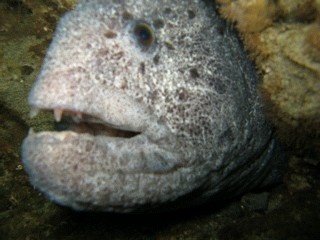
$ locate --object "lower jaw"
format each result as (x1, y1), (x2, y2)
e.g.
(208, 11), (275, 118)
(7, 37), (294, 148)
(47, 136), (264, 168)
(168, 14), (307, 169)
(21, 131), (187, 212)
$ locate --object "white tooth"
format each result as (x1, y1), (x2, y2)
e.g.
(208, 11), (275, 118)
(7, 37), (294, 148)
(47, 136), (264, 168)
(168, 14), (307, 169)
(76, 112), (82, 119)
(54, 109), (63, 122)
(30, 108), (39, 118)
(28, 128), (34, 135)
(72, 116), (79, 123)
(71, 112), (83, 123)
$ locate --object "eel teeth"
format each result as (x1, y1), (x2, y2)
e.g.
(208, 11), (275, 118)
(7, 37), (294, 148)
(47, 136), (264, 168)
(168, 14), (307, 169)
(30, 107), (40, 118)
(54, 108), (63, 122)
(72, 112), (83, 123)
(28, 128), (35, 135)
(54, 109), (83, 123)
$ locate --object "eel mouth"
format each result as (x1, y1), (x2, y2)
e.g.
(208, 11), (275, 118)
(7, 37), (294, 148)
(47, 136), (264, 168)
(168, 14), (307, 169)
(31, 108), (141, 138)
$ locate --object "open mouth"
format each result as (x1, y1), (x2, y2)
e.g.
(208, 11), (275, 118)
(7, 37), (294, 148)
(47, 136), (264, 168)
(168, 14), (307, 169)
(32, 108), (141, 139)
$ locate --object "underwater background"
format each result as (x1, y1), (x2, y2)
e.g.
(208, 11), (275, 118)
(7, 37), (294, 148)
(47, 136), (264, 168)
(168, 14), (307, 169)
(0, 0), (319, 239)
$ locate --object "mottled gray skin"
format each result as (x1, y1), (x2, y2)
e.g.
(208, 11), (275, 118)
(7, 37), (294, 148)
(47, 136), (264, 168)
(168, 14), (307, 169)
(22, 0), (283, 212)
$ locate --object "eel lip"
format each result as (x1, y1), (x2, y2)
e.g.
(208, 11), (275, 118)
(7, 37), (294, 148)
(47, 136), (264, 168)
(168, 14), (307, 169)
(27, 84), (169, 140)
(30, 107), (142, 138)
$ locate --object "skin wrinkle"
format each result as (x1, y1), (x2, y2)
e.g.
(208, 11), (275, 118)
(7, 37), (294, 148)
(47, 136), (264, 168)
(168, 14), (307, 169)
(21, 0), (284, 212)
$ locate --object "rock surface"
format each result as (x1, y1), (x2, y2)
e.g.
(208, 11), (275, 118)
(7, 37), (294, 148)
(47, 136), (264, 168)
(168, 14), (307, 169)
(217, 0), (320, 155)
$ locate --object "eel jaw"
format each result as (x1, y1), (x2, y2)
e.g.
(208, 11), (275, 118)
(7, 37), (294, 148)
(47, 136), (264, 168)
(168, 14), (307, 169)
(21, 111), (190, 212)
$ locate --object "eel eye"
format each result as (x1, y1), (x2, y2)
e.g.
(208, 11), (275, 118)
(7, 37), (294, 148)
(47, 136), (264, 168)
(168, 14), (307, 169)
(134, 22), (155, 49)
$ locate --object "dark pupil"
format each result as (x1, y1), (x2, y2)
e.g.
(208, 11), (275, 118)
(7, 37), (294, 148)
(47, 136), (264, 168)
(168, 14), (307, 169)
(138, 28), (150, 42)
(134, 23), (154, 47)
